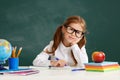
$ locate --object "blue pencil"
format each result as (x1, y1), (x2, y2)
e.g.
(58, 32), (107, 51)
(71, 68), (85, 71)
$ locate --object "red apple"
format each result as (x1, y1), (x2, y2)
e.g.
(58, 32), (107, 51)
(92, 51), (105, 63)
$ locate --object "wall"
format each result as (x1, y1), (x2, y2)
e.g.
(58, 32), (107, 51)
(0, 0), (120, 65)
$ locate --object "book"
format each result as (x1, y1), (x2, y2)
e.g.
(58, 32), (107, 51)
(85, 64), (120, 70)
(7, 69), (39, 76)
(84, 61), (120, 72)
(84, 61), (118, 66)
(85, 68), (120, 72)
(0, 68), (32, 73)
(0, 68), (39, 76)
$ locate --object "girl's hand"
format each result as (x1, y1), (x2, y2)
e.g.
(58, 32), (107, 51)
(70, 39), (80, 46)
(50, 59), (67, 67)
(70, 36), (83, 46)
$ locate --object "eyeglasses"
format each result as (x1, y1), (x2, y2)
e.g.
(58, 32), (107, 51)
(65, 26), (84, 38)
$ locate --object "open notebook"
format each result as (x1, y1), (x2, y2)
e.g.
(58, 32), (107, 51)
(0, 68), (39, 76)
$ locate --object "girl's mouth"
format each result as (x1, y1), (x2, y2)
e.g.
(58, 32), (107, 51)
(69, 36), (75, 40)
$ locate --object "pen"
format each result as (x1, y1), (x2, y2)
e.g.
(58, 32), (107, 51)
(48, 55), (52, 69)
(48, 56), (59, 69)
(71, 68), (85, 71)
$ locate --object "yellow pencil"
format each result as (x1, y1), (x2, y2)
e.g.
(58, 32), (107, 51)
(17, 47), (22, 57)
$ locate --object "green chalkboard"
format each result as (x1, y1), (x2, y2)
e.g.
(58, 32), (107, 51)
(0, 0), (120, 66)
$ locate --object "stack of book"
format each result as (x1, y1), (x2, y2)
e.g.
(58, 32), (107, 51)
(84, 61), (120, 72)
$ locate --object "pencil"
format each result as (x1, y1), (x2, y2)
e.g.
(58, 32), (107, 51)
(11, 47), (16, 58)
(71, 68), (85, 71)
(17, 47), (22, 57)
(11, 47), (14, 57)
(14, 46), (17, 57)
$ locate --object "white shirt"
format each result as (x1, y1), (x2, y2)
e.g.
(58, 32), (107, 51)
(33, 41), (88, 68)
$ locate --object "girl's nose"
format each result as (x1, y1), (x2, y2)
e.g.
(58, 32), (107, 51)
(71, 31), (76, 36)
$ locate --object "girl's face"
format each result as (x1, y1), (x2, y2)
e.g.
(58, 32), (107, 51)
(62, 23), (84, 47)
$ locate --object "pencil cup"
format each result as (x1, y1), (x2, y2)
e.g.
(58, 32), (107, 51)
(8, 58), (19, 70)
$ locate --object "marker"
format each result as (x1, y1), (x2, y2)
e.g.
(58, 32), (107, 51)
(71, 68), (85, 71)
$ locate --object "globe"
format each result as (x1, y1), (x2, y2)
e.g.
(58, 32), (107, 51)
(0, 39), (12, 66)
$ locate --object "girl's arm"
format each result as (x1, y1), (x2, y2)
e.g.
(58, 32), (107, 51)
(32, 41), (54, 67)
(71, 44), (88, 68)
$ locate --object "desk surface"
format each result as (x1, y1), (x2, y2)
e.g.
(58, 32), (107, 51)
(1, 66), (120, 80)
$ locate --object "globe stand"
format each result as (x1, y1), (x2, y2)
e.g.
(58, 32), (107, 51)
(0, 61), (7, 70)
(0, 64), (7, 70)
(0, 39), (12, 70)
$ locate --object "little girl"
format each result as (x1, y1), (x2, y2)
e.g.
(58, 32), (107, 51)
(33, 16), (88, 68)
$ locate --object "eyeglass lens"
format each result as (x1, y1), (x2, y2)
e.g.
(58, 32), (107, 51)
(66, 26), (84, 38)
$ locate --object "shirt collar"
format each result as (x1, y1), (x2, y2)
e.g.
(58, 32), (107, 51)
(59, 41), (71, 50)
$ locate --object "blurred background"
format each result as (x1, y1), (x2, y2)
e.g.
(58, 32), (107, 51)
(0, 0), (120, 66)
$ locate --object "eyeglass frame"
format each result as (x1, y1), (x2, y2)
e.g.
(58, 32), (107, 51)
(64, 25), (85, 38)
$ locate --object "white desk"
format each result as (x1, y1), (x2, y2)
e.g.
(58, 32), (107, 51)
(0, 66), (120, 80)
